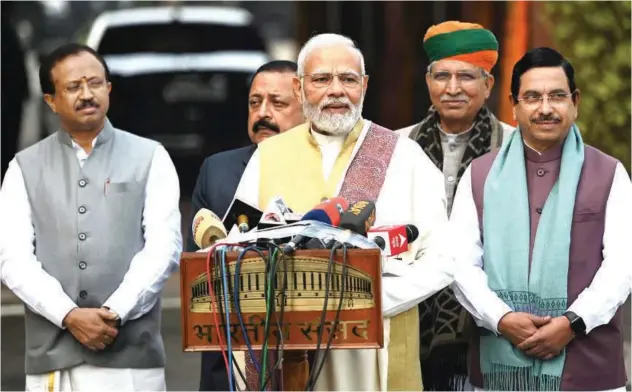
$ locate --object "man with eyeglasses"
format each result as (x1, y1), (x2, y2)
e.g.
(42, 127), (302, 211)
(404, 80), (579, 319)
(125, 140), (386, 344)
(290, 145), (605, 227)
(397, 21), (514, 391)
(0, 43), (182, 390)
(450, 47), (631, 391)
(233, 33), (454, 391)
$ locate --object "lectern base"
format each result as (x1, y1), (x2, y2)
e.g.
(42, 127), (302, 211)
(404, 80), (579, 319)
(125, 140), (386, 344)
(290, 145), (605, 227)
(282, 350), (309, 391)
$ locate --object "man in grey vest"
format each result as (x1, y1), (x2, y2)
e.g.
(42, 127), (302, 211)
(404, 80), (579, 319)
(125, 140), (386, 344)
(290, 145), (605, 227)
(451, 47), (631, 390)
(396, 21), (513, 391)
(0, 43), (182, 391)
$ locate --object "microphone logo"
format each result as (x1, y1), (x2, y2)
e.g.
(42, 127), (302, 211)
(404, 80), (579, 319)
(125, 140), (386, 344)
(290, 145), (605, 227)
(364, 208), (376, 234)
(192, 215), (203, 237)
(348, 201), (369, 216)
(390, 233), (406, 248)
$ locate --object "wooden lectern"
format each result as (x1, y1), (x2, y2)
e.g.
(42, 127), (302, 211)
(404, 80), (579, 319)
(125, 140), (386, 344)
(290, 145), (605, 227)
(180, 248), (383, 391)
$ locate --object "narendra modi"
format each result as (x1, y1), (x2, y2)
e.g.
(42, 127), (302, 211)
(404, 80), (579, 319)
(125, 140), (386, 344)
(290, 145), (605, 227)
(233, 33), (453, 391)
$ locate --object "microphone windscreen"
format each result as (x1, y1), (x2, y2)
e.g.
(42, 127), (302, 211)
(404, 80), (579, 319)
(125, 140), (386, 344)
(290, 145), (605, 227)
(301, 209), (333, 225)
(192, 208), (228, 248)
(300, 198), (346, 226)
(339, 201), (376, 237)
(328, 196), (350, 214)
(372, 236), (386, 250)
(406, 224), (420, 242)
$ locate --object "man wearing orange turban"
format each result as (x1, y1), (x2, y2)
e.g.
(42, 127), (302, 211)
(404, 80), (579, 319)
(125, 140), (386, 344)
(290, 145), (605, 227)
(397, 21), (514, 391)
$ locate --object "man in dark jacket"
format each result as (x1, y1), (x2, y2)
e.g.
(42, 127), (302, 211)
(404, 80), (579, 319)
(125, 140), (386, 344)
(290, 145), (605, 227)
(186, 60), (305, 391)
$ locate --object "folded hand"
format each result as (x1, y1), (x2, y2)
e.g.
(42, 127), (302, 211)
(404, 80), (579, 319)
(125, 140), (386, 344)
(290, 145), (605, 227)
(517, 316), (574, 360)
(497, 312), (552, 346)
(63, 308), (118, 351)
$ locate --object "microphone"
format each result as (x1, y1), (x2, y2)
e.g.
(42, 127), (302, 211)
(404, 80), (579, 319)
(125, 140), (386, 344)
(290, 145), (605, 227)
(339, 200), (377, 237)
(192, 208), (228, 249)
(301, 196), (349, 226)
(237, 215), (250, 233)
(259, 196), (290, 229)
(283, 197), (348, 253)
(367, 224), (419, 257)
(223, 198), (263, 233)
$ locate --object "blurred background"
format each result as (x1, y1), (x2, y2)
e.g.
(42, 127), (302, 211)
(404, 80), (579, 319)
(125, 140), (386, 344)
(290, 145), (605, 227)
(1, 1), (630, 390)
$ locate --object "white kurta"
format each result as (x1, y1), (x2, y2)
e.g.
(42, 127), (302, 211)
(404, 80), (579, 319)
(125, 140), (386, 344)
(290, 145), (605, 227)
(450, 161), (631, 392)
(0, 135), (182, 391)
(451, 162), (632, 335)
(233, 119), (455, 390)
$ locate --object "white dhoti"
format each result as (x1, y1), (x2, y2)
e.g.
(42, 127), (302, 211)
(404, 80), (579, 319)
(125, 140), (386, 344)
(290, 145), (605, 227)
(25, 364), (165, 391)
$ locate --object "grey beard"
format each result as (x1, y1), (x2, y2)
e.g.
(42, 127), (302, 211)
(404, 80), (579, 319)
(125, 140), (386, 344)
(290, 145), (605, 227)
(302, 94), (364, 136)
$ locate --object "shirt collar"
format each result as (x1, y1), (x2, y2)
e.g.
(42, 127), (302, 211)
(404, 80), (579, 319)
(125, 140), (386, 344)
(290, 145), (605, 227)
(57, 117), (115, 148)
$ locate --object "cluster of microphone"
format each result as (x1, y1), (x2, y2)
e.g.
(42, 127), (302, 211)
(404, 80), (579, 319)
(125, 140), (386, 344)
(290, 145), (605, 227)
(191, 196), (419, 391)
(192, 195), (419, 257)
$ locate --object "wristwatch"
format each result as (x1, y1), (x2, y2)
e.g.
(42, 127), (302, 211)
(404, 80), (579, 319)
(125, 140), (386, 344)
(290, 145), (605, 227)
(563, 311), (586, 336)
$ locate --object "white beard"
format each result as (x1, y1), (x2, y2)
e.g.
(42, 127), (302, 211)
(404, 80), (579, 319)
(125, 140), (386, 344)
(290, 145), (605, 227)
(302, 90), (364, 136)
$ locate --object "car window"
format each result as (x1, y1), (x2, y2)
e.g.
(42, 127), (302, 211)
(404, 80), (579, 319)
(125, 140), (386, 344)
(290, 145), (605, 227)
(97, 23), (266, 55)
(107, 69), (254, 154)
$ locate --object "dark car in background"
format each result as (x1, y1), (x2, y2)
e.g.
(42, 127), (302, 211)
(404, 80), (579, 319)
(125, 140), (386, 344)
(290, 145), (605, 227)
(84, 5), (270, 195)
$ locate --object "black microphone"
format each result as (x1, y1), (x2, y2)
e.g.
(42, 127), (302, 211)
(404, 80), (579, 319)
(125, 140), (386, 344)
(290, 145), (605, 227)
(282, 198), (348, 254)
(367, 224), (420, 256)
(339, 200), (377, 237)
(405, 224), (419, 243)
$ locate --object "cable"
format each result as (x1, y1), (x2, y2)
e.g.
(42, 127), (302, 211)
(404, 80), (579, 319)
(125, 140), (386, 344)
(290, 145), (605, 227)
(214, 247), (228, 381)
(220, 248), (235, 392)
(234, 246), (267, 375)
(308, 242), (349, 390)
(230, 351), (247, 392)
(205, 245), (229, 378)
(305, 242), (337, 391)
(262, 243), (289, 391)
(259, 246), (278, 390)
(261, 243), (289, 391)
(203, 242), (247, 389)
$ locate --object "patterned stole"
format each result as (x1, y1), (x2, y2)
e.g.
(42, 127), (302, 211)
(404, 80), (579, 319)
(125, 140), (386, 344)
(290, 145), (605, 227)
(338, 122), (398, 203)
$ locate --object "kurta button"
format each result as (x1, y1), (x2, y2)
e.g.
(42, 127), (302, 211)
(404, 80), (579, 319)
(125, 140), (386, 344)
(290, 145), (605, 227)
(536, 208), (543, 214)
(536, 168), (545, 177)
(78, 206), (87, 214)
(79, 290), (88, 299)
(449, 144), (456, 152)
(78, 179), (88, 187)
(79, 261), (87, 270)
(447, 176), (455, 183)
(78, 233), (87, 241)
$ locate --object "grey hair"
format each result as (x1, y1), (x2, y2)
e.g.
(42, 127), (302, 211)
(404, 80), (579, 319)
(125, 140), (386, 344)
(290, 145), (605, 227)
(297, 33), (366, 76)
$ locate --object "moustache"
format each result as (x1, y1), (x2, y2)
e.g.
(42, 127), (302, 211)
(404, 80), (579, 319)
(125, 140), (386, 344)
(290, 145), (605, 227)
(76, 100), (99, 111)
(531, 114), (561, 123)
(440, 95), (469, 103)
(319, 97), (352, 111)
(252, 119), (280, 134)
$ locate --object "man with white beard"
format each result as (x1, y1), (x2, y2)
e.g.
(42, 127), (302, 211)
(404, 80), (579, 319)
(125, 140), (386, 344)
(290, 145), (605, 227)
(233, 33), (454, 391)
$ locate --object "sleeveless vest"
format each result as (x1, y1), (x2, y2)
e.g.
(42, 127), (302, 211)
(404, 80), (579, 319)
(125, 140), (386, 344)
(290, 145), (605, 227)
(467, 144), (624, 390)
(16, 120), (166, 374)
